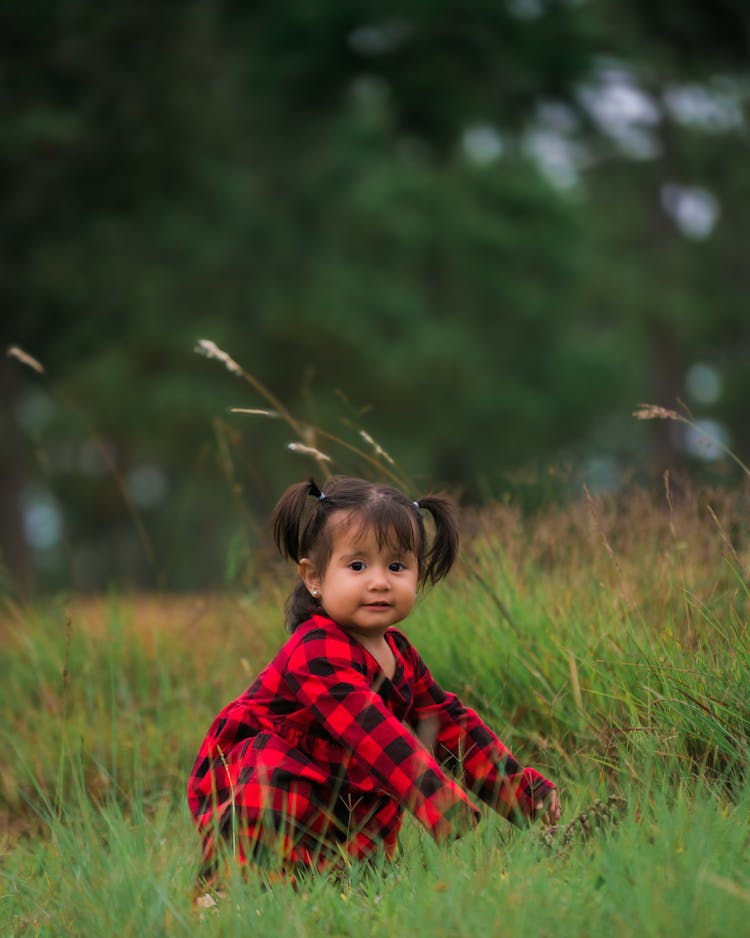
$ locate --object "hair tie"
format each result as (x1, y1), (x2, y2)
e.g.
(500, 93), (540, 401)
(307, 478), (325, 501)
(413, 500), (419, 509)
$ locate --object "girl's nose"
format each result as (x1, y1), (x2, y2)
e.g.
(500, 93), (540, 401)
(368, 566), (390, 588)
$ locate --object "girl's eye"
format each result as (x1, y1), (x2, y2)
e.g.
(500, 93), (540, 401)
(389, 562), (406, 572)
(349, 561), (366, 572)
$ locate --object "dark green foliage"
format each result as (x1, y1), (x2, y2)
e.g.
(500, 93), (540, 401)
(2, 0), (749, 589)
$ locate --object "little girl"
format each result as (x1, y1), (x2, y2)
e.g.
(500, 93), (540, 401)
(188, 476), (560, 878)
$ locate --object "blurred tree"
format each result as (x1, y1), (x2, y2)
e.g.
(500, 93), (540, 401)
(1, 0), (748, 590)
(575, 0), (750, 470)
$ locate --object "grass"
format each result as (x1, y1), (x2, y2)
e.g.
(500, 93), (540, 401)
(1, 481), (749, 936)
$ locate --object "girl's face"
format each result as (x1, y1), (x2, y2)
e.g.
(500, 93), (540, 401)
(299, 511), (419, 639)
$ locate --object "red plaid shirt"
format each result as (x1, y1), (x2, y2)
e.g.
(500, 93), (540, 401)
(187, 614), (554, 871)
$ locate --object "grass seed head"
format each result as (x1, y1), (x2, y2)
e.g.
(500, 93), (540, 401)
(632, 404), (684, 422)
(359, 430), (395, 465)
(287, 442), (332, 462)
(230, 408), (279, 418)
(7, 345), (45, 374)
(195, 338), (242, 376)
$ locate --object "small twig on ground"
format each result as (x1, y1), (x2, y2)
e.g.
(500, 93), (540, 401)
(539, 794), (627, 851)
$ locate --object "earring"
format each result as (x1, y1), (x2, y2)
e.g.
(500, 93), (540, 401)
(311, 589), (320, 598)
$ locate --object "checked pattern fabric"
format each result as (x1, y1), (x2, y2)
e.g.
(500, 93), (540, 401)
(188, 614), (554, 872)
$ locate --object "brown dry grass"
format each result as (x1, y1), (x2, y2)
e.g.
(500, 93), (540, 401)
(460, 481), (748, 651)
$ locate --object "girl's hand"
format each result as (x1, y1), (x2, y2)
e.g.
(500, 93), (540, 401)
(536, 789), (561, 825)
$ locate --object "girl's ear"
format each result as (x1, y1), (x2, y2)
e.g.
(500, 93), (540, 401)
(298, 558), (321, 595)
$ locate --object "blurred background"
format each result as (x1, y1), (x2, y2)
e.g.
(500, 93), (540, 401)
(2, 0), (748, 595)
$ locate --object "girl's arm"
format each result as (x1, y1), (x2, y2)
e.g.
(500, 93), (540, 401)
(407, 646), (556, 824)
(285, 630), (479, 844)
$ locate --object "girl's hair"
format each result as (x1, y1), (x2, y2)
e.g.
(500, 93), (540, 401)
(272, 476), (459, 631)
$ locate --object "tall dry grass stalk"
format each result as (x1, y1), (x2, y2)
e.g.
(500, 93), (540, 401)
(196, 337), (410, 488)
(7, 344), (159, 582)
(634, 403), (750, 479)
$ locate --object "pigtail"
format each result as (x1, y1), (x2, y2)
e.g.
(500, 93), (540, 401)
(272, 479), (328, 630)
(272, 478), (322, 562)
(416, 494), (459, 585)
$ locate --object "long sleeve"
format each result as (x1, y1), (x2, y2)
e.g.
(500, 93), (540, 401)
(284, 629), (479, 843)
(408, 647), (555, 824)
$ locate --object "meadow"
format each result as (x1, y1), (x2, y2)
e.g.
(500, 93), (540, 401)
(1, 480), (749, 936)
